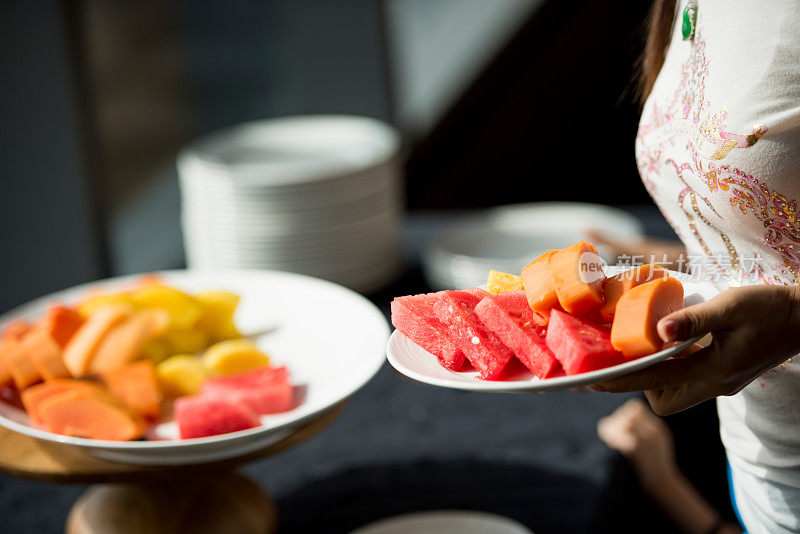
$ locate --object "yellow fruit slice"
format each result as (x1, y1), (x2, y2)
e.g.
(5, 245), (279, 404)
(156, 354), (207, 397)
(194, 291), (241, 341)
(129, 285), (202, 330)
(141, 338), (171, 363)
(486, 270), (524, 295)
(77, 294), (135, 318)
(201, 339), (270, 376)
(163, 328), (209, 355)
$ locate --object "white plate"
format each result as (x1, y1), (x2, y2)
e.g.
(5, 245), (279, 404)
(178, 115), (400, 187)
(422, 202), (644, 290)
(386, 269), (718, 393)
(0, 270), (389, 465)
(351, 511), (531, 534)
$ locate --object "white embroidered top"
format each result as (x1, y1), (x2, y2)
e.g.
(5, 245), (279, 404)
(635, 2), (800, 532)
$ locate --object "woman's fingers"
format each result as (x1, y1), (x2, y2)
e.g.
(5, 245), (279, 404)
(657, 292), (739, 342)
(597, 346), (713, 392)
(644, 382), (720, 415)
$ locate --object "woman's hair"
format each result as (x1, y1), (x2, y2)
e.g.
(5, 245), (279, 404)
(637, 0), (676, 105)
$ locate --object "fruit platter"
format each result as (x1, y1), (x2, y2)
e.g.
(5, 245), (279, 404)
(0, 270), (388, 465)
(387, 240), (718, 393)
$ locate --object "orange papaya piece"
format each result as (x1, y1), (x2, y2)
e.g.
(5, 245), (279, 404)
(0, 339), (41, 390)
(1, 320), (32, 343)
(89, 309), (170, 374)
(0, 361), (10, 387)
(600, 264), (669, 322)
(101, 359), (161, 420)
(21, 328), (70, 380)
(40, 305), (85, 348)
(521, 249), (562, 324)
(610, 277), (684, 359)
(63, 305), (132, 377)
(37, 388), (145, 441)
(21, 378), (104, 425)
(548, 241), (605, 318)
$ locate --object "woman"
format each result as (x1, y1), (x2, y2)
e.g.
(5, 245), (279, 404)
(595, 1), (800, 532)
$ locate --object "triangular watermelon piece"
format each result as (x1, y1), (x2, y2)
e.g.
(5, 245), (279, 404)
(545, 309), (625, 375)
(474, 291), (563, 379)
(202, 366), (294, 415)
(433, 290), (514, 380)
(203, 366), (288, 390)
(175, 395), (260, 439)
(391, 293), (465, 370)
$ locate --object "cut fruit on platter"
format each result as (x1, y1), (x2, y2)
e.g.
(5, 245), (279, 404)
(388, 239), (717, 393)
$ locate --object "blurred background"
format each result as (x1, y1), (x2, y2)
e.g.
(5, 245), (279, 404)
(0, 0), (651, 308)
(0, 1), (735, 532)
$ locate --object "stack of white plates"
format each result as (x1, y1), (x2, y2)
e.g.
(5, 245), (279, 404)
(422, 202), (645, 290)
(178, 116), (404, 293)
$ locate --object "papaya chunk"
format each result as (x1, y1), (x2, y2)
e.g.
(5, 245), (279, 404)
(0, 361), (10, 387)
(0, 322), (26, 386)
(1, 320), (32, 343)
(601, 264), (669, 322)
(37, 388), (145, 441)
(40, 305), (85, 348)
(548, 241), (605, 318)
(521, 249), (562, 324)
(64, 305), (132, 377)
(89, 309), (170, 374)
(21, 328), (71, 380)
(0, 339), (41, 390)
(21, 378), (105, 426)
(0, 320), (33, 386)
(101, 360), (161, 419)
(611, 277), (684, 359)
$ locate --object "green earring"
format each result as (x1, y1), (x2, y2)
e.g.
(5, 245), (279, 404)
(682, 0), (697, 41)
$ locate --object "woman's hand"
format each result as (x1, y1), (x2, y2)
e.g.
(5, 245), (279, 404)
(597, 284), (800, 415)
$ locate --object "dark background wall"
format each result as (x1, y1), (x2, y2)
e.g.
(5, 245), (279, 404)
(406, 0), (652, 209)
(0, 0), (653, 302)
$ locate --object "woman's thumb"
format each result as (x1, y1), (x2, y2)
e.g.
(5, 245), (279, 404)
(657, 297), (730, 342)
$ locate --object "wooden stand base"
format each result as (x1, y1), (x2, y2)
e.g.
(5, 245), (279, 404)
(0, 403), (346, 532)
(66, 472), (277, 534)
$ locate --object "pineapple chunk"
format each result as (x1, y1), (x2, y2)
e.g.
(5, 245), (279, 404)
(129, 285), (203, 329)
(141, 338), (171, 363)
(202, 339), (270, 376)
(194, 291), (241, 341)
(486, 270), (524, 294)
(163, 328), (210, 355)
(156, 354), (207, 397)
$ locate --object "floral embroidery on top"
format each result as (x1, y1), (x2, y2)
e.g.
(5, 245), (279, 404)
(633, 26), (799, 283)
(724, 166), (800, 284)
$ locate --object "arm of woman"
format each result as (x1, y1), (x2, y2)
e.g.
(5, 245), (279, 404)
(598, 284), (800, 414)
(598, 399), (742, 534)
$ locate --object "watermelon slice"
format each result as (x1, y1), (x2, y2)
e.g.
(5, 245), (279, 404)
(175, 395), (260, 439)
(202, 366), (293, 414)
(391, 293), (465, 370)
(203, 366), (288, 390)
(433, 290), (514, 380)
(545, 309), (625, 375)
(474, 291), (563, 379)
